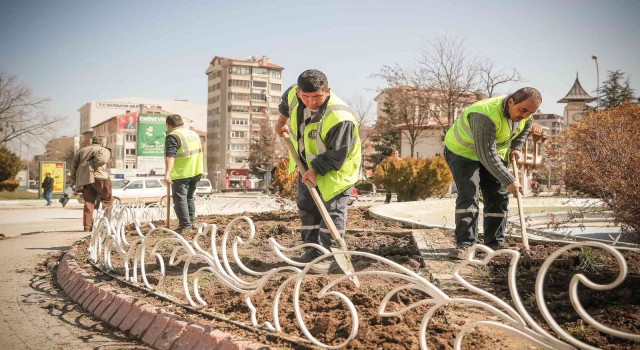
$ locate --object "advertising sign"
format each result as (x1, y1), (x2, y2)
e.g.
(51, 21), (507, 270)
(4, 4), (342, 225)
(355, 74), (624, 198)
(137, 113), (167, 157)
(137, 113), (167, 174)
(39, 161), (66, 195)
(118, 112), (138, 131)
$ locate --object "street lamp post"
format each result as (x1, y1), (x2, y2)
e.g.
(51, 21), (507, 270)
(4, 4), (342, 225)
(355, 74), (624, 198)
(591, 55), (600, 110)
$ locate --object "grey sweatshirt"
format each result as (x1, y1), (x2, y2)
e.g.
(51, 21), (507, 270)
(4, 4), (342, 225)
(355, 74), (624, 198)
(279, 87), (357, 175)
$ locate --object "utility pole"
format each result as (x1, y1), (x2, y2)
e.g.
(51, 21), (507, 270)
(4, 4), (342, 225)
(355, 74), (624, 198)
(592, 55), (600, 110)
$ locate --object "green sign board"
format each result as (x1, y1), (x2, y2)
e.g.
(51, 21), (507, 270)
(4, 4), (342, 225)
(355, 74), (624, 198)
(137, 113), (167, 157)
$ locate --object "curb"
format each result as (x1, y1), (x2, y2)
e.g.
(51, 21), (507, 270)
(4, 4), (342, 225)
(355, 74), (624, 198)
(57, 246), (271, 350)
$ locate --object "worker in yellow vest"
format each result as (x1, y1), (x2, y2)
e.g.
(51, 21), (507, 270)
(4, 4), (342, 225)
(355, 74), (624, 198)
(275, 69), (361, 263)
(164, 114), (204, 234)
(443, 87), (542, 259)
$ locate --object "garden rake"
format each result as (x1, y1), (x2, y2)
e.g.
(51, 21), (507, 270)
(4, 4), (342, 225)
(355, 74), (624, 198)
(282, 133), (360, 288)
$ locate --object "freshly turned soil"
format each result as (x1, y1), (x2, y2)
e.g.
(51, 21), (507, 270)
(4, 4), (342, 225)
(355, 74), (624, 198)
(70, 207), (640, 349)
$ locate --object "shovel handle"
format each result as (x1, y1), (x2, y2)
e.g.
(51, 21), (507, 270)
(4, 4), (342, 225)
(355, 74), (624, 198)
(281, 133), (347, 250)
(166, 183), (171, 228)
(511, 159), (529, 250)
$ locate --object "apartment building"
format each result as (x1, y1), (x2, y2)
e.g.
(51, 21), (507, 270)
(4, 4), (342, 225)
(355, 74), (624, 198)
(204, 55), (284, 189)
(533, 113), (564, 136)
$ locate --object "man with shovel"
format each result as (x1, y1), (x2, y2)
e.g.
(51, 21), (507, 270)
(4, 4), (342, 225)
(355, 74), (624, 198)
(443, 87), (542, 259)
(275, 69), (362, 264)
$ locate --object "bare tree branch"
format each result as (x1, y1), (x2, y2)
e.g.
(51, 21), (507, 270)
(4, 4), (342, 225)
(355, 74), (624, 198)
(417, 35), (478, 126)
(477, 58), (525, 97)
(0, 72), (65, 147)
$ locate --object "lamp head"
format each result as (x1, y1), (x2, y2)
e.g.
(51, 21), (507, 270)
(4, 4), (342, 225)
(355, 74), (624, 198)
(591, 55), (598, 60)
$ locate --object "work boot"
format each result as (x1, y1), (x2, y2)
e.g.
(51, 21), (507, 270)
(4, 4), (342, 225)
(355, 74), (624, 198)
(486, 241), (508, 250)
(448, 245), (472, 260)
(174, 226), (193, 235)
(295, 248), (322, 263)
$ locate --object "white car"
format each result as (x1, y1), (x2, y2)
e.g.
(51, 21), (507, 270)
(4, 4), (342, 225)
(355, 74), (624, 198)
(112, 177), (167, 204)
(195, 179), (213, 196)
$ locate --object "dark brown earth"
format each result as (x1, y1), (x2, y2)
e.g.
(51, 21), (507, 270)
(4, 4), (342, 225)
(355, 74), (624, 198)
(69, 207), (640, 349)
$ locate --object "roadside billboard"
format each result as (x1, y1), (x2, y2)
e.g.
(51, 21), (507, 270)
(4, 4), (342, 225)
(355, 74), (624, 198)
(137, 113), (167, 174)
(39, 161), (66, 195)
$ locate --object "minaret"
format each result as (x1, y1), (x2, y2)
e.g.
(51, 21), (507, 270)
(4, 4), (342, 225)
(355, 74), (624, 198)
(557, 73), (596, 126)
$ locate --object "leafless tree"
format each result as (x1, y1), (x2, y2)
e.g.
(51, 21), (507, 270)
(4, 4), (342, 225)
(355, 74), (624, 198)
(417, 35), (478, 126)
(0, 72), (64, 147)
(347, 94), (376, 179)
(374, 64), (435, 157)
(248, 118), (286, 176)
(477, 58), (524, 97)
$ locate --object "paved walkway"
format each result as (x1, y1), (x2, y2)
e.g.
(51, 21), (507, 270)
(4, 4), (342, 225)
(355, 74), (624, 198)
(368, 196), (595, 231)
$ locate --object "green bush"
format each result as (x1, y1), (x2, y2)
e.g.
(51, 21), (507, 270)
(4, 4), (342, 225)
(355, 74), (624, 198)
(0, 147), (22, 184)
(372, 156), (452, 202)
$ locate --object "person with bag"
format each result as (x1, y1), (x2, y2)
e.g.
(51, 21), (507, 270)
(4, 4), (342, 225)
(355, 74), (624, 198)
(69, 135), (112, 232)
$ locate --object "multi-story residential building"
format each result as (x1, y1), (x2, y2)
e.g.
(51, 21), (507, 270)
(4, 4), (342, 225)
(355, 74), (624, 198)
(533, 113), (564, 136)
(204, 55), (284, 189)
(77, 98), (206, 147)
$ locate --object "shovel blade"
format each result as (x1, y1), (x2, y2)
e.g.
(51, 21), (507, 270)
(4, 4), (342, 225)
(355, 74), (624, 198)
(330, 245), (360, 288)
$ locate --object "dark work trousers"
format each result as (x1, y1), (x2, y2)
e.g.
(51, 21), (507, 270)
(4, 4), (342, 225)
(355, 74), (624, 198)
(444, 147), (509, 247)
(82, 178), (113, 231)
(296, 176), (352, 250)
(172, 174), (201, 229)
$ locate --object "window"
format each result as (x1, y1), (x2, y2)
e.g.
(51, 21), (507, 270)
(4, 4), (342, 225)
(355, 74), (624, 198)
(228, 105), (250, 113)
(270, 108), (279, 115)
(271, 95), (281, 103)
(229, 79), (251, 88)
(270, 83), (281, 91)
(208, 95), (220, 104)
(269, 70), (281, 78)
(230, 131), (246, 138)
(228, 144), (249, 151)
(251, 106), (266, 113)
(251, 93), (267, 101)
(229, 66), (251, 75)
(228, 92), (250, 101)
(229, 156), (248, 164)
(145, 180), (163, 188)
(252, 80), (267, 88)
(125, 148), (136, 155)
(125, 134), (136, 142)
(253, 67), (268, 75)
(127, 180), (143, 189)
(231, 118), (249, 126)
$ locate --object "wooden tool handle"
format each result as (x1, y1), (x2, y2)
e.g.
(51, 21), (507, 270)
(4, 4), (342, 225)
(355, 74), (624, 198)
(166, 184), (171, 228)
(511, 159), (529, 250)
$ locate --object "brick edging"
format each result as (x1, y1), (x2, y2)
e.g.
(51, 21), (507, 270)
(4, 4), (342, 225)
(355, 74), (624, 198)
(57, 246), (270, 350)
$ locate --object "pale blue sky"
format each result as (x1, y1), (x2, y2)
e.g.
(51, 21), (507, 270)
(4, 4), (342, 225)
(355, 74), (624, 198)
(1, 0), (638, 148)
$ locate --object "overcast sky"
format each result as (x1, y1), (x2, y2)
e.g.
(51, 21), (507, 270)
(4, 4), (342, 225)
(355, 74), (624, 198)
(1, 0), (638, 153)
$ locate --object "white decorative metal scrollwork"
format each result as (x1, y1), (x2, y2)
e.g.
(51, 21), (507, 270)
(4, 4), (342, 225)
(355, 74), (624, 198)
(87, 199), (638, 349)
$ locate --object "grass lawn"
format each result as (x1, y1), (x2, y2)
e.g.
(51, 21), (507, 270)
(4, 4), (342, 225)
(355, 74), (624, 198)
(0, 189), (39, 200)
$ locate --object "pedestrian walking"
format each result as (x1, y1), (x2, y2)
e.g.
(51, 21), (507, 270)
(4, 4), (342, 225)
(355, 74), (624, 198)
(164, 114), (203, 234)
(41, 172), (54, 206)
(274, 69), (361, 262)
(443, 87), (542, 259)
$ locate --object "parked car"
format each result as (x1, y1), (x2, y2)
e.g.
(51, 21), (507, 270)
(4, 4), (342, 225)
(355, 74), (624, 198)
(195, 179), (213, 196)
(111, 177), (167, 204)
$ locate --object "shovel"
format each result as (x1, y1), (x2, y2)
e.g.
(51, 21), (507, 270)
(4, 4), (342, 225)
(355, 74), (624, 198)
(282, 133), (360, 287)
(508, 159), (572, 267)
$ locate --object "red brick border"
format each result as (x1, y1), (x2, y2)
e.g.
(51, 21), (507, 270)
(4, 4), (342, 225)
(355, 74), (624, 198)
(57, 246), (271, 350)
